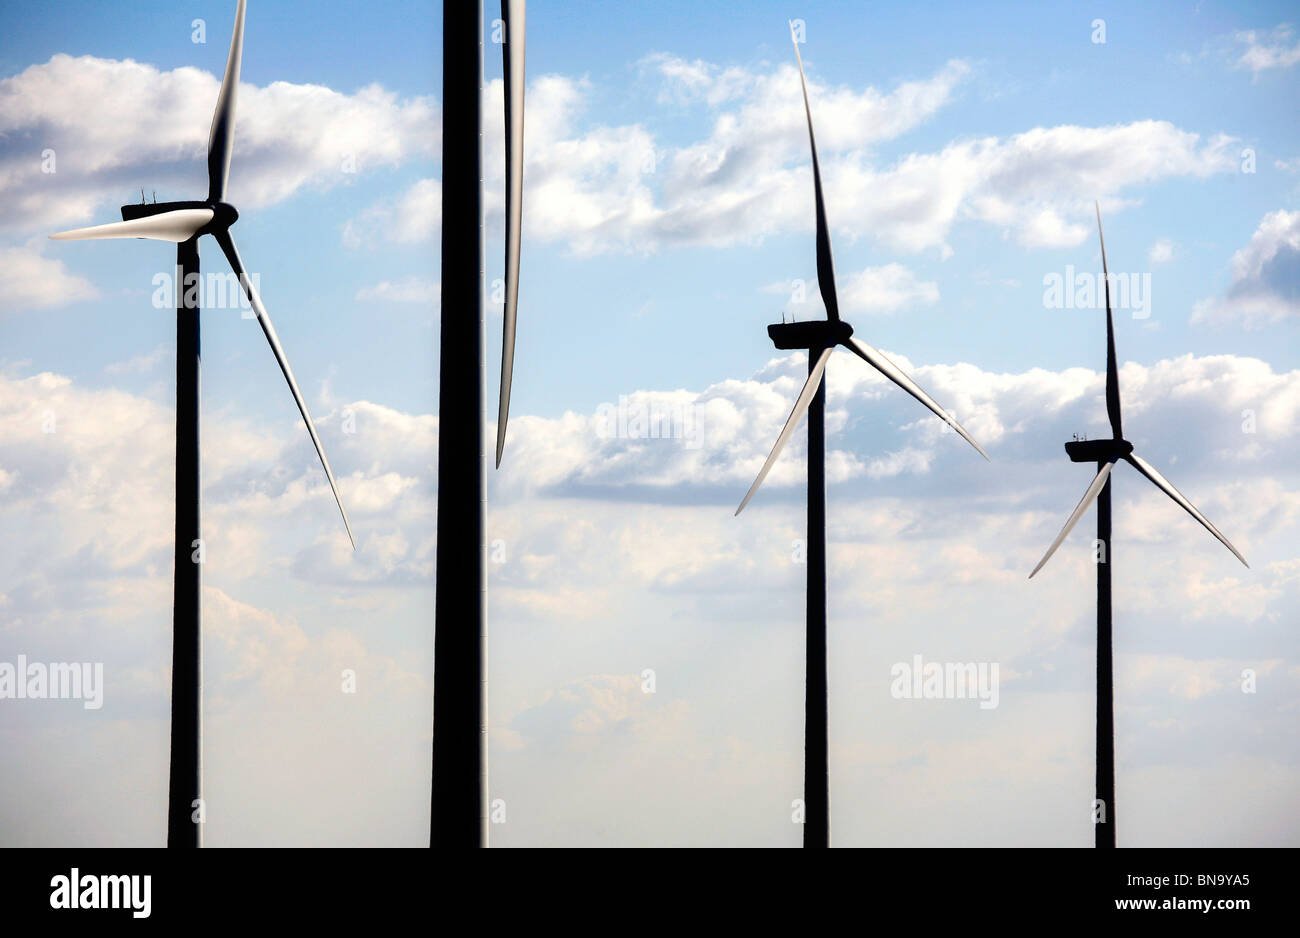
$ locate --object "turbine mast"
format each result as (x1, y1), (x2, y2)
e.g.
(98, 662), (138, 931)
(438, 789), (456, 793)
(432, 0), (487, 848)
(1095, 461), (1115, 848)
(168, 237), (202, 849)
(805, 343), (830, 848)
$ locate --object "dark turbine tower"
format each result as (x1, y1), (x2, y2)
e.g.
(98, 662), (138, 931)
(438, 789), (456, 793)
(433, 0), (526, 847)
(48, 0), (354, 847)
(1028, 203), (1248, 848)
(734, 28), (988, 848)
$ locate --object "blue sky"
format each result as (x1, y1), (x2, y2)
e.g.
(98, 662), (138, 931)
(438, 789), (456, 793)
(0, 0), (1297, 846)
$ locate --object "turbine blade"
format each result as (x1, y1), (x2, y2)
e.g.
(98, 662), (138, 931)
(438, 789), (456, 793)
(1125, 453), (1248, 567)
(496, 0), (526, 469)
(1096, 201), (1122, 439)
(789, 25), (839, 322)
(213, 229), (355, 549)
(50, 209), (213, 243)
(735, 347), (834, 515)
(1028, 459), (1115, 578)
(842, 337), (989, 460)
(207, 0), (247, 202)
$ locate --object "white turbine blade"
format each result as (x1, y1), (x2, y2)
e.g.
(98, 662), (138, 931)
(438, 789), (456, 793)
(1125, 453), (1248, 567)
(213, 229), (355, 549)
(207, 0), (247, 201)
(1028, 460), (1115, 578)
(735, 347), (834, 515)
(842, 336), (989, 460)
(50, 209), (213, 243)
(495, 0), (526, 469)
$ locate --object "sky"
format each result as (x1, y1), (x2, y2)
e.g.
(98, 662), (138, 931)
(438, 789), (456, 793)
(0, 0), (1297, 846)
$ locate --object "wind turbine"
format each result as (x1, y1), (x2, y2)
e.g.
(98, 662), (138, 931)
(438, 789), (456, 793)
(735, 28), (989, 848)
(1027, 203), (1248, 848)
(433, 0), (525, 848)
(48, 0), (354, 847)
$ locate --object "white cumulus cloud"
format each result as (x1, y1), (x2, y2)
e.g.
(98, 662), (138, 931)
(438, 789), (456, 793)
(1193, 210), (1300, 327)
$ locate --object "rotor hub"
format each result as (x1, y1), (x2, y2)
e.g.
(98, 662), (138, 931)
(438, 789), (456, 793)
(209, 201), (239, 229)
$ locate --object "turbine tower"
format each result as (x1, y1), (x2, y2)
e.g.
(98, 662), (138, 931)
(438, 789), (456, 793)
(735, 27), (989, 848)
(433, 0), (525, 848)
(48, 0), (354, 847)
(1028, 203), (1248, 848)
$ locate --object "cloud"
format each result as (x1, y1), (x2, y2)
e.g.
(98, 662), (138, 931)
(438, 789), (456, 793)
(478, 347), (1300, 843)
(355, 277), (440, 305)
(763, 263), (939, 314)
(484, 350), (1299, 507)
(1233, 24), (1300, 75)
(1148, 238), (1176, 265)
(841, 263), (940, 313)
(1192, 210), (1300, 327)
(7, 351), (1293, 594)
(0, 245), (97, 310)
(646, 54), (754, 107)
(2, 347), (1298, 845)
(648, 54), (971, 153)
(104, 344), (169, 375)
(506, 673), (683, 753)
(609, 61), (1235, 251)
(954, 123), (1234, 249)
(346, 57), (1234, 258)
(343, 179), (441, 248)
(0, 54), (438, 235)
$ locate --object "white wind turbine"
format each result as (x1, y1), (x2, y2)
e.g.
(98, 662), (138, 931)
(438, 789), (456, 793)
(734, 27), (989, 847)
(1028, 203), (1248, 848)
(48, 0), (353, 847)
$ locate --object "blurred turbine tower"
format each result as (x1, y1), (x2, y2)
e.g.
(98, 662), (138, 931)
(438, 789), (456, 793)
(433, 0), (526, 848)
